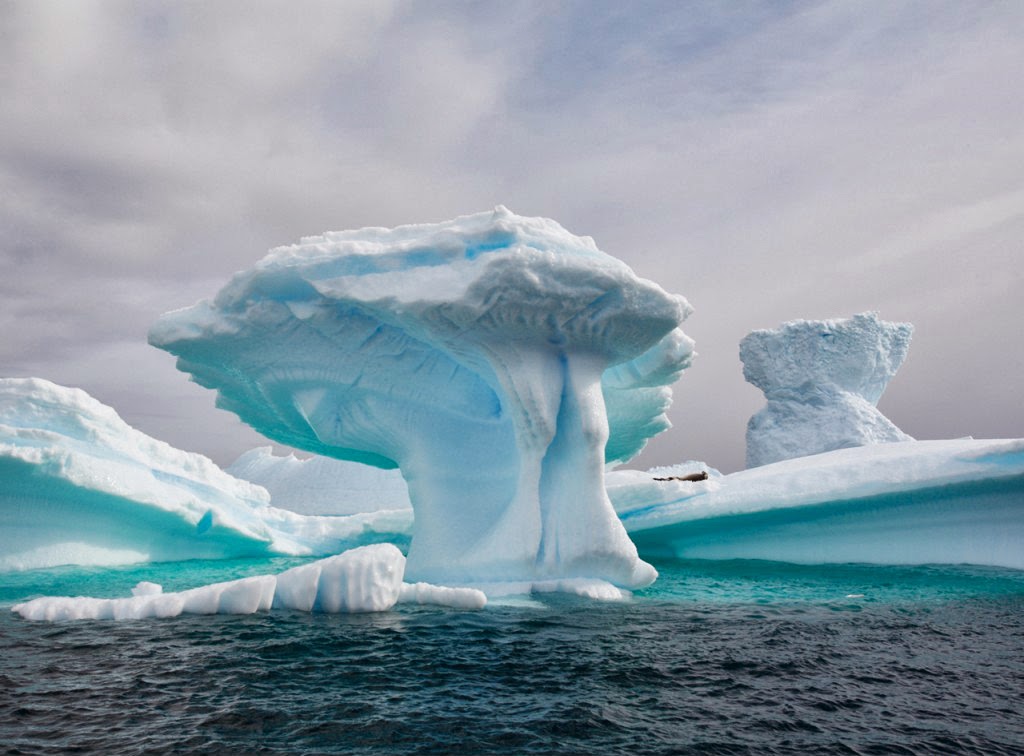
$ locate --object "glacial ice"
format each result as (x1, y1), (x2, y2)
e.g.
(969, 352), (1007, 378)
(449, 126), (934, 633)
(227, 446), (410, 516)
(12, 544), (487, 621)
(6, 369), (1016, 583)
(0, 378), (410, 571)
(150, 207), (694, 592)
(616, 438), (1024, 569)
(5, 193), (1021, 611)
(741, 312), (914, 468)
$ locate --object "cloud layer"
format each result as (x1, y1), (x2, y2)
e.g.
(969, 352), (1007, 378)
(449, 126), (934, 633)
(2, 1), (1022, 471)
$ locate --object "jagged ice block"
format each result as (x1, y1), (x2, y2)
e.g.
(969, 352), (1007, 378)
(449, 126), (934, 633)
(741, 312), (913, 468)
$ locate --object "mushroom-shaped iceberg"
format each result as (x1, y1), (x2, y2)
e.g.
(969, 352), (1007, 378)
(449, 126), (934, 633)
(150, 208), (693, 591)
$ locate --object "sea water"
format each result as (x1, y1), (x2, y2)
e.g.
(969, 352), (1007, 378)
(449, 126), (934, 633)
(2, 559), (1023, 755)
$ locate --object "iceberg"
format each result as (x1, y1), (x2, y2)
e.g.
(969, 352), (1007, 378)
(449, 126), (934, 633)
(615, 438), (1024, 569)
(227, 446), (410, 516)
(741, 312), (913, 468)
(0, 378), (411, 571)
(12, 543), (487, 621)
(150, 207), (694, 592)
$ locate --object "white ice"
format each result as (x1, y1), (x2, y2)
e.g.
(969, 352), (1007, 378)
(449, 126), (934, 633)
(12, 544), (487, 621)
(741, 312), (913, 468)
(6, 377), (1017, 580)
(228, 446), (410, 516)
(150, 207), (695, 592)
(0, 378), (411, 571)
(615, 438), (1024, 568)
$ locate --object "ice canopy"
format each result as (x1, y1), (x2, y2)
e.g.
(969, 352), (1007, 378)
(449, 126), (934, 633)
(151, 207), (694, 590)
(741, 312), (913, 468)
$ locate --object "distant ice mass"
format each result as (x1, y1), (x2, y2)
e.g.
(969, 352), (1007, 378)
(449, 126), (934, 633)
(12, 544), (487, 621)
(617, 438), (1024, 569)
(741, 312), (914, 468)
(227, 447), (410, 516)
(151, 207), (695, 592)
(0, 378), (411, 571)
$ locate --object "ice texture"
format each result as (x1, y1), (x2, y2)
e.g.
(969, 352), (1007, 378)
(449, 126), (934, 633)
(615, 439), (1024, 568)
(150, 207), (694, 591)
(741, 312), (914, 468)
(0, 378), (410, 571)
(228, 446), (410, 516)
(12, 544), (486, 621)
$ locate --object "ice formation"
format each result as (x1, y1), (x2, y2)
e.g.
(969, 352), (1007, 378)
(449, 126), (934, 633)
(228, 447), (410, 515)
(0, 378), (410, 571)
(151, 207), (694, 592)
(741, 312), (913, 468)
(12, 544), (488, 621)
(615, 438), (1024, 568)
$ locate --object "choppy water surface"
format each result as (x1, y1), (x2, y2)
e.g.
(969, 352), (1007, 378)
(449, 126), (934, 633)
(2, 559), (1023, 755)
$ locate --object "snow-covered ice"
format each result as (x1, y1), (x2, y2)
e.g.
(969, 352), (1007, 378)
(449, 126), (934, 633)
(617, 438), (1024, 568)
(0, 378), (411, 571)
(151, 207), (694, 592)
(228, 446), (410, 516)
(741, 312), (913, 468)
(12, 544), (488, 621)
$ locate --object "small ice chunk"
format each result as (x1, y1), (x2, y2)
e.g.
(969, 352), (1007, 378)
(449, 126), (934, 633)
(13, 543), (407, 621)
(398, 582), (487, 610)
(150, 209), (693, 591)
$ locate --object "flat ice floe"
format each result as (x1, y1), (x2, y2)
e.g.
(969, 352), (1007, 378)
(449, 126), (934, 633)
(227, 446), (411, 516)
(616, 438), (1024, 568)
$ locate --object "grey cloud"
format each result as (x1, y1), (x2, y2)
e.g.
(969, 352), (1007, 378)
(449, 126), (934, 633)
(1, 1), (1021, 472)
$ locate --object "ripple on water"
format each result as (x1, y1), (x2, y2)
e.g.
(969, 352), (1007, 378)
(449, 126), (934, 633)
(1, 560), (1023, 755)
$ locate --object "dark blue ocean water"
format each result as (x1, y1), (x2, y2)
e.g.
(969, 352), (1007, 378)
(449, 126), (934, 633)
(2, 559), (1024, 755)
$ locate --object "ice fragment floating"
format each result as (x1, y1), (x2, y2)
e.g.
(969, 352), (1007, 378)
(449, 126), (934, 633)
(12, 543), (487, 621)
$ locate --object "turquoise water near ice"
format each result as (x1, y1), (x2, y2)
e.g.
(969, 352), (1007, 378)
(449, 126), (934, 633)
(3, 556), (1024, 609)
(3, 558), (1024, 754)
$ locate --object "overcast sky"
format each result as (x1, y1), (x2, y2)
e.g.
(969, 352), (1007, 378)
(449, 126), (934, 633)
(2, 1), (1022, 473)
